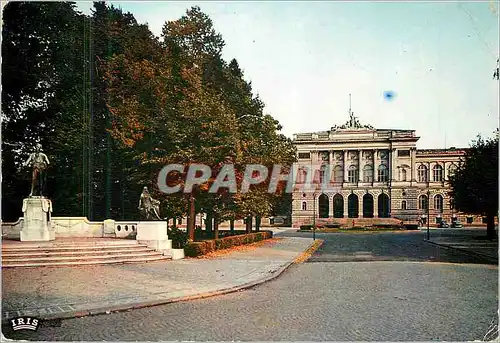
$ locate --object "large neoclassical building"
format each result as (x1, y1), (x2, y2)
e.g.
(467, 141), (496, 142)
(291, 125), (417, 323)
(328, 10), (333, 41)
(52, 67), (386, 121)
(290, 110), (478, 227)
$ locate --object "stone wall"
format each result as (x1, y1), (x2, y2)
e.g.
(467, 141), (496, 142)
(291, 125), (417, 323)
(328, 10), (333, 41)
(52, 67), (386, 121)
(2, 217), (104, 239)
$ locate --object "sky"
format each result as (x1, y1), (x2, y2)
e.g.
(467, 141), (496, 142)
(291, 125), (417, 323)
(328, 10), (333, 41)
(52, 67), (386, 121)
(76, 1), (499, 149)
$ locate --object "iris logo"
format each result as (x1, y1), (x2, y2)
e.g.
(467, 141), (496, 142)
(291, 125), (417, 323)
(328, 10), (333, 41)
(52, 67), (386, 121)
(10, 317), (40, 331)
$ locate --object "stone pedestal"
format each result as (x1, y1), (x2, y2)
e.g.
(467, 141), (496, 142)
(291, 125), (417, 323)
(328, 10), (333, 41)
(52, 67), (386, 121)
(136, 221), (172, 254)
(20, 197), (55, 241)
(103, 219), (116, 237)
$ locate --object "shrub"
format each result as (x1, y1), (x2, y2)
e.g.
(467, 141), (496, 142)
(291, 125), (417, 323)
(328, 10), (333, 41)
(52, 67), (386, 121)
(168, 226), (189, 249)
(184, 231), (273, 257)
(325, 224), (340, 228)
(300, 225), (313, 230)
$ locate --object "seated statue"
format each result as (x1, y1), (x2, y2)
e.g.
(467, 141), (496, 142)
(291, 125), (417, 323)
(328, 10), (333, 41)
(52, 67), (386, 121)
(138, 187), (161, 220)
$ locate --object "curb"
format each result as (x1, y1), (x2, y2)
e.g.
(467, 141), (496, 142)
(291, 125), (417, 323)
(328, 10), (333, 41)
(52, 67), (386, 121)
(293, 239), (323, 264)
(2, 240), (322, 324)
(425, 240), (498, 264)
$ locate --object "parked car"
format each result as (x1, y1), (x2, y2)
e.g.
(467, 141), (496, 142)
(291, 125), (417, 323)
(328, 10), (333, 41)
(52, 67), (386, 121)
(451, 220), (463, 228)
(438, 221), (450, 228)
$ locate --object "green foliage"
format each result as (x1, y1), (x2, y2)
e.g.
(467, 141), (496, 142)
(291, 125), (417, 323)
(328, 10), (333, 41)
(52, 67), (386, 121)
(168, 226), (189, 249)
(184, 231), (273, 257)
(449, 134), (498, 237)
(2, 3), (296, 228)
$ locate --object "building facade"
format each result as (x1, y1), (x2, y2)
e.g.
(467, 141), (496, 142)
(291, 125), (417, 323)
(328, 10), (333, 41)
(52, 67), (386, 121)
(290, 111), (481, 227)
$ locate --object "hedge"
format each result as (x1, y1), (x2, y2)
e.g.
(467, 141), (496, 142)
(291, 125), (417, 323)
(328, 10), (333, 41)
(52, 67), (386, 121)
(184, 231), (273, 257)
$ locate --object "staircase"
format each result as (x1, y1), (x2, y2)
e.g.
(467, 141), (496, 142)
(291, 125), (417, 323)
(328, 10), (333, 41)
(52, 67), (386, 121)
(1, 238), (171, 268)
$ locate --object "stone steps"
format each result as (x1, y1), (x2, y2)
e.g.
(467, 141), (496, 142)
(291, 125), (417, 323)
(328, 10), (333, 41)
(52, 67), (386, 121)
(2, 245), (147, 253)
(2, 248), (159, 258)
(1, 239), (171, 268)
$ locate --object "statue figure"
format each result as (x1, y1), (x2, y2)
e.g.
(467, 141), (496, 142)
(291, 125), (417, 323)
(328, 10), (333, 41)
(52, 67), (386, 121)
(138, 187), (161, 220)
(24, 143), (50, 197)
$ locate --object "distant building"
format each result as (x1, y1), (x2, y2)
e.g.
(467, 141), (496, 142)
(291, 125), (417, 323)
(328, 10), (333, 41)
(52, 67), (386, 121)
(291, 106), (482, 228)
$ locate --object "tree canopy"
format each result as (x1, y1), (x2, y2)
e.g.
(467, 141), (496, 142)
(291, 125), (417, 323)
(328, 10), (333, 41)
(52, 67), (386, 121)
(2, 2), (296, 239)
(449, 133), (498, 238)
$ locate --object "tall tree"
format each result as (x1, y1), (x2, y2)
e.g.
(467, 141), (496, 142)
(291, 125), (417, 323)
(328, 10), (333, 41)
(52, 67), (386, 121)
(449, 134), (498, 239)
(1, 1), (87, 220)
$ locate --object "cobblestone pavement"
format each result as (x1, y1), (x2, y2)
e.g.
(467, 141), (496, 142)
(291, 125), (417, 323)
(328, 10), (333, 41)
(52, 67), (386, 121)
(3, 230), (498, 341)
(280, 229), (498, 264)
(5, 261), (497, 341)
(2, 237), (312, 320)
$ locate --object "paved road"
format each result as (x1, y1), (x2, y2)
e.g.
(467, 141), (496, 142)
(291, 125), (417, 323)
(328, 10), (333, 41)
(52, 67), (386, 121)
(282, 229), (497, 264)
(4, 230), (498, 341)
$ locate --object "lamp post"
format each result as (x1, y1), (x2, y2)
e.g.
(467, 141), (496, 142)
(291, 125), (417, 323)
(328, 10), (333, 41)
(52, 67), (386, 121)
(426, 190), (430, 241)
(313, 193), (317, 241)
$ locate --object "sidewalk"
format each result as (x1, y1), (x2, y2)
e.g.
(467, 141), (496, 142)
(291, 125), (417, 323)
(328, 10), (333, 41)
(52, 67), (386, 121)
(425, 229), (498, 263)
(1, 237), (319, 322)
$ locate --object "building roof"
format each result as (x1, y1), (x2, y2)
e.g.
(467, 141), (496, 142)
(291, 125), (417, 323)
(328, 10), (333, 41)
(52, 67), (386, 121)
(416, 148), (468, 156)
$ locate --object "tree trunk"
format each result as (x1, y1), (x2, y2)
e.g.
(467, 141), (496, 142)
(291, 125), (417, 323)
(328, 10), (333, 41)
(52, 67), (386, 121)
(230, 218), (235, 236)
(214, 213), (219, 240)
(187, 195), (195, 241)
(246, 216), (252, 234)
(487, 214), (497, 240)
(205, 211), (213, 232)
(173, 217), (177, 227)
(255, 216), (261, 232)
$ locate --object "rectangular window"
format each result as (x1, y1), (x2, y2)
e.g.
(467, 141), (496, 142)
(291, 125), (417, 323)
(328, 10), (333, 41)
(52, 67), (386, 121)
(348, 170), (358, 183)
(378, 169), (388, 182)
(298, 152), (311, 159)
(467, 216), (473, 224)
(397, 150), (410, 157)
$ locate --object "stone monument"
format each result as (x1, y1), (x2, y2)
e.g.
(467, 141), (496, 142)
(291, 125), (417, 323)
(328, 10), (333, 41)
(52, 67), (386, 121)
(138, 187), (161, 220)
(136, 187), (171, 254)
(20, 144), (55, 241)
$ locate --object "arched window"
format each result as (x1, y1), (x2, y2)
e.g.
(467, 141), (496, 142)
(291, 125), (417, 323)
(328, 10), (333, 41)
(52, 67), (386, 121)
(348, 165), (358, 183)
(400, 168), (407, 181)
(363, 164), (373, 182)
(333, 165), (343, 183)
(401, 200), (407, 210)
(318, 194), (329, 218)
(433, 164), (443, 182)
(378, 164), (388, 182)
(301, 202), (307, 211)
(418, 165), (428, 182)
(418, 195), (428, 210)
(434, 194), (443, 212)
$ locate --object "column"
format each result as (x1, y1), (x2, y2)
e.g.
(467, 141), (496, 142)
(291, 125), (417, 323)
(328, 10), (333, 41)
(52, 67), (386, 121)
(358, 194), (363, 218)
(358, 149), (363, 183)
(311, 149), (318, 163)
(373, 149), (377, 184)
(328, 150), (334, 186)
(411, 148), (417, 182)
(443, 161), (448, 181)
(390, 148), (397, 181)
(343, 192), (349, 218)
(373, 193), (379, 218)
(343, 150), (349, 183)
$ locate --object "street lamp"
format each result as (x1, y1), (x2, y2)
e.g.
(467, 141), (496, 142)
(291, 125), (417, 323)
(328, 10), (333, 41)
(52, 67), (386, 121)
(426, 190), (430, 241)
(313, 192), (317, 241)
